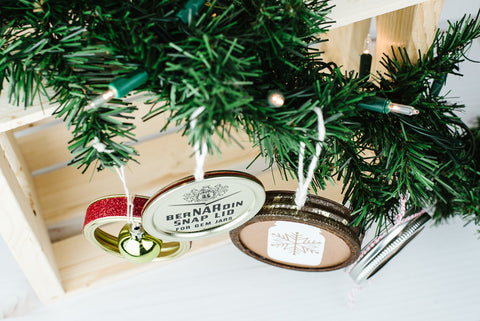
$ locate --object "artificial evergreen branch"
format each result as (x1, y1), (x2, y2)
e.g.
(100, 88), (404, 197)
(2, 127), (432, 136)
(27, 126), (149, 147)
(338, 10), (480, 230)
(1, 1), (479, 233)
(431, 118), (480, 226)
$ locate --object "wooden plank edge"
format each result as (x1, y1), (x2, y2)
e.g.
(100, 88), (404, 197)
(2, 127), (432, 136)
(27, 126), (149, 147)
(0, 104), (56, 133)
(317, 18), (372, 73)
(329, 0), (429, 29)
(0, 140), (64, 303)
(372, 0), (444, 75)
(52, 233), (230, 298)
(0, 132), (43, 218)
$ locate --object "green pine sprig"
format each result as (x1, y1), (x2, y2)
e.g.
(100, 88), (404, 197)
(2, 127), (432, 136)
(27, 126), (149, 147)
(1, 1), (480, 233)
(341, 10), (480, 230)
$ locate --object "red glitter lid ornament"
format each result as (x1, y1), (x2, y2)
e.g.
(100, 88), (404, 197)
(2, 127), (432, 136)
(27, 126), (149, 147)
(83, 195), (191, 262)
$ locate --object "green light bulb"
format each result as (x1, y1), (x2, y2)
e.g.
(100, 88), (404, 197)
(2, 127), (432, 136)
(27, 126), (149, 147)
(85, 70), (148, 110)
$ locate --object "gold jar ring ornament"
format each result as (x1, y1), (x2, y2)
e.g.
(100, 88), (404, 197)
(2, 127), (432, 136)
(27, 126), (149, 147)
(83, 195), (191, 262)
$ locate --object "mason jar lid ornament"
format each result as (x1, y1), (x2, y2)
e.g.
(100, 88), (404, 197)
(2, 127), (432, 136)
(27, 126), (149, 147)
(230, 107), (362, 271)
(230, 191), (362, 271)
(83, 195), (191, 262)
(141, 107), (266, 241)
(348, 211), (430, 283)
(142, 170), (266, 241)
(347, 192), (431, 283)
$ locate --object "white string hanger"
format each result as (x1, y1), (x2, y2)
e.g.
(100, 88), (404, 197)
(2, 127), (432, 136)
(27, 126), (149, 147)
(294, 107), (326, 208)
(114, 166), (138, 228)
(90, 136), (136, 227)
(92, 137), (136, 228)
(91, 136), (113, 153)
(345, 190), (426, 308)
(189, 106), (208, 181)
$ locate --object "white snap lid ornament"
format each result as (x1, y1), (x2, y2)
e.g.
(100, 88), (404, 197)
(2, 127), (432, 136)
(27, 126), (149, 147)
(142, 170), (266, 241)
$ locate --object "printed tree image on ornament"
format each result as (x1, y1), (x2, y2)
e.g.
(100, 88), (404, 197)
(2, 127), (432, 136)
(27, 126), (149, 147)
(269, 232), (323, 255)
(267, 221), (326, 266)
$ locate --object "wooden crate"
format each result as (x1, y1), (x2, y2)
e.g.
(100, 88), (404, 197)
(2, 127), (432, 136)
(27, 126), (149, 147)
(0, 0), (443, 303)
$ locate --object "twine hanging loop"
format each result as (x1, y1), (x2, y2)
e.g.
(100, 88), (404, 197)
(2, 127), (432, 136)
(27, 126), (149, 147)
(294, 107), (326, 208)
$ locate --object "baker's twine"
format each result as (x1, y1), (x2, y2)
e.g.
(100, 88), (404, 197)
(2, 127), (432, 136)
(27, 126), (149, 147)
(346, 191), (426, 308)
(189, 106), (208, 181)
(294, 107), (325, 208)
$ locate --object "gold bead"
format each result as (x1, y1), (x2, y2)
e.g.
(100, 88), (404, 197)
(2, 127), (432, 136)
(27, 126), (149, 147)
(118, 224), (162, 264)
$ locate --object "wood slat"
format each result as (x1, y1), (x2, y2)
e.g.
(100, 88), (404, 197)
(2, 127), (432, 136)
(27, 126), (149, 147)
(0, 133), (64, 303)
(16, 121), (71, 173)
(373, 0), (444, 74)
(0, 80), (56, 133)
(0, 103), (56, 134)
(329, 0), (429, 29)
(0, 131), (43, 216)
(16, 105), (171, 173)
(317, 18), (372, 73)
(35, 130), (261, 227)
(53, 232), (231, 295)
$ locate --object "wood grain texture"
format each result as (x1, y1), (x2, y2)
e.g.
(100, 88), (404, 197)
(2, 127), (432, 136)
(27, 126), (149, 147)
(329, 0), (429, 28)
(317, 19), (372, 73)
(0, 81), (56, 133)
(52, 232), (230, 295)
(0, 134), (64, 303)
(373, 0), (444, 74)
(15, 106), (171, 172)
(34, 130), (260, 227)
(0, 103), (56, 134)
(0, 132), (43, 217)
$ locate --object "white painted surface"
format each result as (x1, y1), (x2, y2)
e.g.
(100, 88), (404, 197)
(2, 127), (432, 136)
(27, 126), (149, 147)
(1, 217), (480, 320)
(1, 1), (480, 320)
(444, 37), (480, 126)
(329, 0), (428, 28)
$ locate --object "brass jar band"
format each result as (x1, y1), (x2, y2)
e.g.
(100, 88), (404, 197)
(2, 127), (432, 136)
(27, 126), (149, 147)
(230, 191), (362, 272)
(83, 195), (191, 261)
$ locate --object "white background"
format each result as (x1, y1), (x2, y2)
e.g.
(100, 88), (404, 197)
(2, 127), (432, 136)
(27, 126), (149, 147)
(1, 1), (480, 320)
